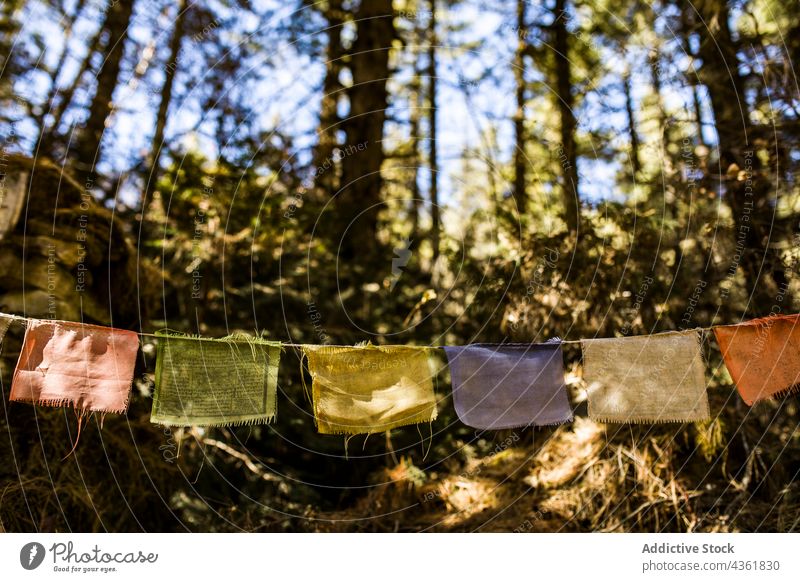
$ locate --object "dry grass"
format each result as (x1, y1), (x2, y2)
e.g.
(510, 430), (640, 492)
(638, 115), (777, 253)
(307, 390), (800, 532)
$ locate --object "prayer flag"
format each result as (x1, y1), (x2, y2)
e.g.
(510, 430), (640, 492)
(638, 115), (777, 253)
(582, 331), (709, 423)
(151, 333), (281, 427)
(443, 342), (572, 429)
(10, 319), (139, 414)
(303, 344), (437, 434)
(714, 314), (800, 405)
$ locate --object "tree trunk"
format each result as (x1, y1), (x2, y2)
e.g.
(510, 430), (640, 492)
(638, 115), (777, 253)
(409, 38), (423, 246)
(647, 47), (674, 177)
(313, 0), (344, 197)
(693, 0), (750, 169)
(691, 0), (777, 313)
(552, 0), (579, 232)
(143, 0), (188, 209)
(71, 0), (136, 173)
(622, 69), (641, 179)
(678, 7), (708, 152)
(427, 0), (440, 262)
(691, 84), (708, 149)
(512, 0), (528, 216)
(338, 0), (395, 267)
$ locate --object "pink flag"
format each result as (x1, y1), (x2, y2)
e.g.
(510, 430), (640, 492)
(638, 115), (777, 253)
(10, 319), (139, 414)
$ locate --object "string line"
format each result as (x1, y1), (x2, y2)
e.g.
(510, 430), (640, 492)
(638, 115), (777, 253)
(1, 312), (745, 348)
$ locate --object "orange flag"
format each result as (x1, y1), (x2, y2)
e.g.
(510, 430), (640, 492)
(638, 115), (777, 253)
(714, 314), (800, 405)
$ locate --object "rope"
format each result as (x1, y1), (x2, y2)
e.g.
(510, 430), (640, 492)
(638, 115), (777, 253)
(1, 311), (741, 348)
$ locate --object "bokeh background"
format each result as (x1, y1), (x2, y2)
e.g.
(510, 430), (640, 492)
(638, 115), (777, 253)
(1, 0), (799, 532)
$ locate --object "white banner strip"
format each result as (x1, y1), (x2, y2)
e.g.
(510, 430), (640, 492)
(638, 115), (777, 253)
(1, 533), (799, 581)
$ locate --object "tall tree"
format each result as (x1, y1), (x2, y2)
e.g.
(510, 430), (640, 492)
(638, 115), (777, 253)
(648, 46), (675, 178)
(409, 22), (424, 245)
(143, 0), (188, 208)
(691, 84), (709, 149)
(71, 0), (136, 172)
(427, 0), (441, 262)
(551, 0), (579, 232)
(622, 67), (642, 178)
(691, 0), (750, 169)
(688, 0), (784, 311)
(338, 0), (395, 265)
(313, 0), (345, 197)
(512, 0), (528, 216)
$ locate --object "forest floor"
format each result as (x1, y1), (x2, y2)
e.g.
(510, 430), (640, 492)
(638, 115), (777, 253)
(309, 412), (799, 533)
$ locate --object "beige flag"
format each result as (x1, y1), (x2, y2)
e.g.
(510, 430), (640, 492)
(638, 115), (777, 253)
(582, 331), (709, 423)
